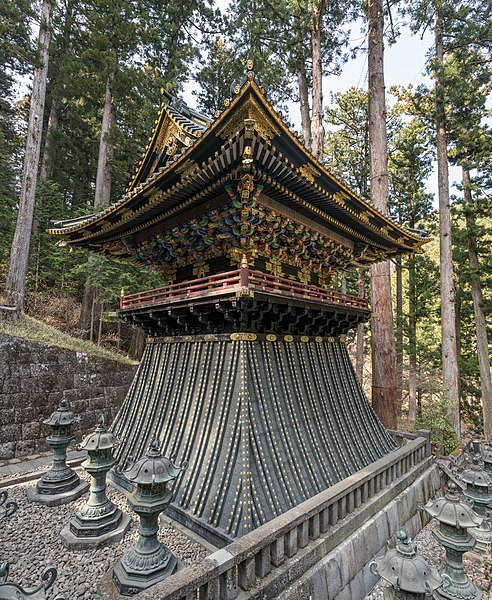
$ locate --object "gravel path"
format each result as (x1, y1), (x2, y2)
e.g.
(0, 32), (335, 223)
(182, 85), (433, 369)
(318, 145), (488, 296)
(1, 472), (489, 599)
(1, 473), (207, 599)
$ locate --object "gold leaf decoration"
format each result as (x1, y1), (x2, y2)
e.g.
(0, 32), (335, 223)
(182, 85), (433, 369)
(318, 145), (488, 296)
(175, 158), (198, 179)
(217, 97), (279, 141)
(230, 333), (257, 341)
(266, 334), (277, 342)
(298, 163), (321, 184)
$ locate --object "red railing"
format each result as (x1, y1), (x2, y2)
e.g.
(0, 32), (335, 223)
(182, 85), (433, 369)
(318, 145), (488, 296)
(120, 268), (369, 311)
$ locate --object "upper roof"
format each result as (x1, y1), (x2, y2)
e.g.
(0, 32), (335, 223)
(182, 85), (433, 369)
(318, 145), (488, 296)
(48, 68), (428, 261)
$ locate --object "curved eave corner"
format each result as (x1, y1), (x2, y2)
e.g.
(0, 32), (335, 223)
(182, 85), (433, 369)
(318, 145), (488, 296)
(48, 73), (429, 257)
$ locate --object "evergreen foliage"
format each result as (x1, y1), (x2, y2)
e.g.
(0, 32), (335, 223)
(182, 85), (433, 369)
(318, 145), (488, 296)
(1, 0), (490, 438)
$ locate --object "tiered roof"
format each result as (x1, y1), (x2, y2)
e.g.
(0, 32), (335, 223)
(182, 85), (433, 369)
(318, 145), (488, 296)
(49, 69), (427, 267)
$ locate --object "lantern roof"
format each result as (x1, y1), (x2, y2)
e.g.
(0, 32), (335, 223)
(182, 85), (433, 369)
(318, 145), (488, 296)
(43, 397), (76, 427)
(423, 482), (483, 528)
(78, 414), (119, 452)
(370, 529), (443, 594)
(123, 439), (187, 486)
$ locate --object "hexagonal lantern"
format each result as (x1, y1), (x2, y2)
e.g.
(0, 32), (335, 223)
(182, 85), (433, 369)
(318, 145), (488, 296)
(26, 397), (89, 506)
(422, 482), (483, 600)
(460, 456), (492, 554)
(60, 415), (131, 548)
(0, 562), (66, 600)
(369, 529), (449, 599)
(482, 442), (492, 475)
(113, 439), (188, 596)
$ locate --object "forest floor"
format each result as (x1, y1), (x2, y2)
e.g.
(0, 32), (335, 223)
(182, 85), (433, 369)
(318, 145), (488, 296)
(0, 314), (136, 364)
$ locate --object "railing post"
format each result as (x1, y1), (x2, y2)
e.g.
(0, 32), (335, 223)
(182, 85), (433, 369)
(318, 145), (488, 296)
(270, 537), (285, 567)
(284, 529), (298, 558)
(309, 513), (320, 540)
(255, 546), (271, 578)
(219, 567), (237, 600)
(238, 558), (255, 591)
(240, 255), (249, 288)
(297, 520), (309, 548)
(418, 429), (432, 457)
(320, 506), (330, 532)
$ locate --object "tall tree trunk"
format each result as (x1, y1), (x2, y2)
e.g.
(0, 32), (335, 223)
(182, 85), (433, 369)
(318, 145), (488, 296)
(40, 0), (75, 181)
(298, 67), (312, 151)
(435, 0), (461, 436)
(40, 98), (59, 179)
(4, 0), (53, 311)
(408, 256), (417, 422)
(355, 269), (366, 383)
(78, 70), (115, 334)
(310, 0), (325, 161)
(94, 71), (115, 208)
(368, 0), (398, 429)
(463, 167), (492, 439)
(395, 256), (404, 414)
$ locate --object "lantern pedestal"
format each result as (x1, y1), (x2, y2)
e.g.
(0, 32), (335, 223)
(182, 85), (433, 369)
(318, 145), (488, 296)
(112, 440), (186, 596)
(60, 512), (131, 549)
(27, 398), (89, 506)
(26, 478), (89, 507)
(60, 416), (131, 549)
(113, 544), (179, 596)
(424, 483), (483, 600)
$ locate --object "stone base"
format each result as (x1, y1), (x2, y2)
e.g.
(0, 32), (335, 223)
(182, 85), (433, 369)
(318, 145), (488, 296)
(26, 479), (89, 506)
(60, 511), (132, 549)
(113, 549), (179, 596)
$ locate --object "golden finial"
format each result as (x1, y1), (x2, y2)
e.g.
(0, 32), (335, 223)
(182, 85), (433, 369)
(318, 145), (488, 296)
(246, 58), (254, 80)
(241, 254), (249, 269)
(120, 287), (125, 297)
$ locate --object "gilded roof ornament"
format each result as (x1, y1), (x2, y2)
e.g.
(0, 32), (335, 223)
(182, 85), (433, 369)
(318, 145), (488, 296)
(298, 163), (321, 184)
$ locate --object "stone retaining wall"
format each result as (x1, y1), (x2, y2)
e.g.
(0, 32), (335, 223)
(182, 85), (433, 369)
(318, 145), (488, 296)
(0, 333), (137, 459)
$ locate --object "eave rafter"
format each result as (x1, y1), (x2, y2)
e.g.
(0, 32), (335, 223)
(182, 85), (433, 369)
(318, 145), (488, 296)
(48, 75), (428, 260)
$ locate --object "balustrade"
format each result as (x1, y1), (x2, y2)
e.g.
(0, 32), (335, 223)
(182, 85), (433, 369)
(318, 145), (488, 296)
(130, 436), (430, 600)
(120, 267), (369, 313)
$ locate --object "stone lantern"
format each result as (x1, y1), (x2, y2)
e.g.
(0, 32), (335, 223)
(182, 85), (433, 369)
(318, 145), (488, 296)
(60, 415), (131, 548)
(482, 442), (492, 475)
(113, 439), (188, 596)
(369, 529), (448, 599)
(422, 482), (483, 600)
(27, 397), (89, 506)
(0, 491), (17, 520)
(0, 563), (66, 600)
(460, 456), (492, 554)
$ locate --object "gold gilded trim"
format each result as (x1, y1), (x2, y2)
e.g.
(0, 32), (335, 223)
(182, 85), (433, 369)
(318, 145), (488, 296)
(298, 163), (320, 184)
(231, 333), (257, 341)
(284, 335), (294, 342)
(266, 334), (277, 342)
(176, 158), (198, 179)
(217, 96), (279, 141)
